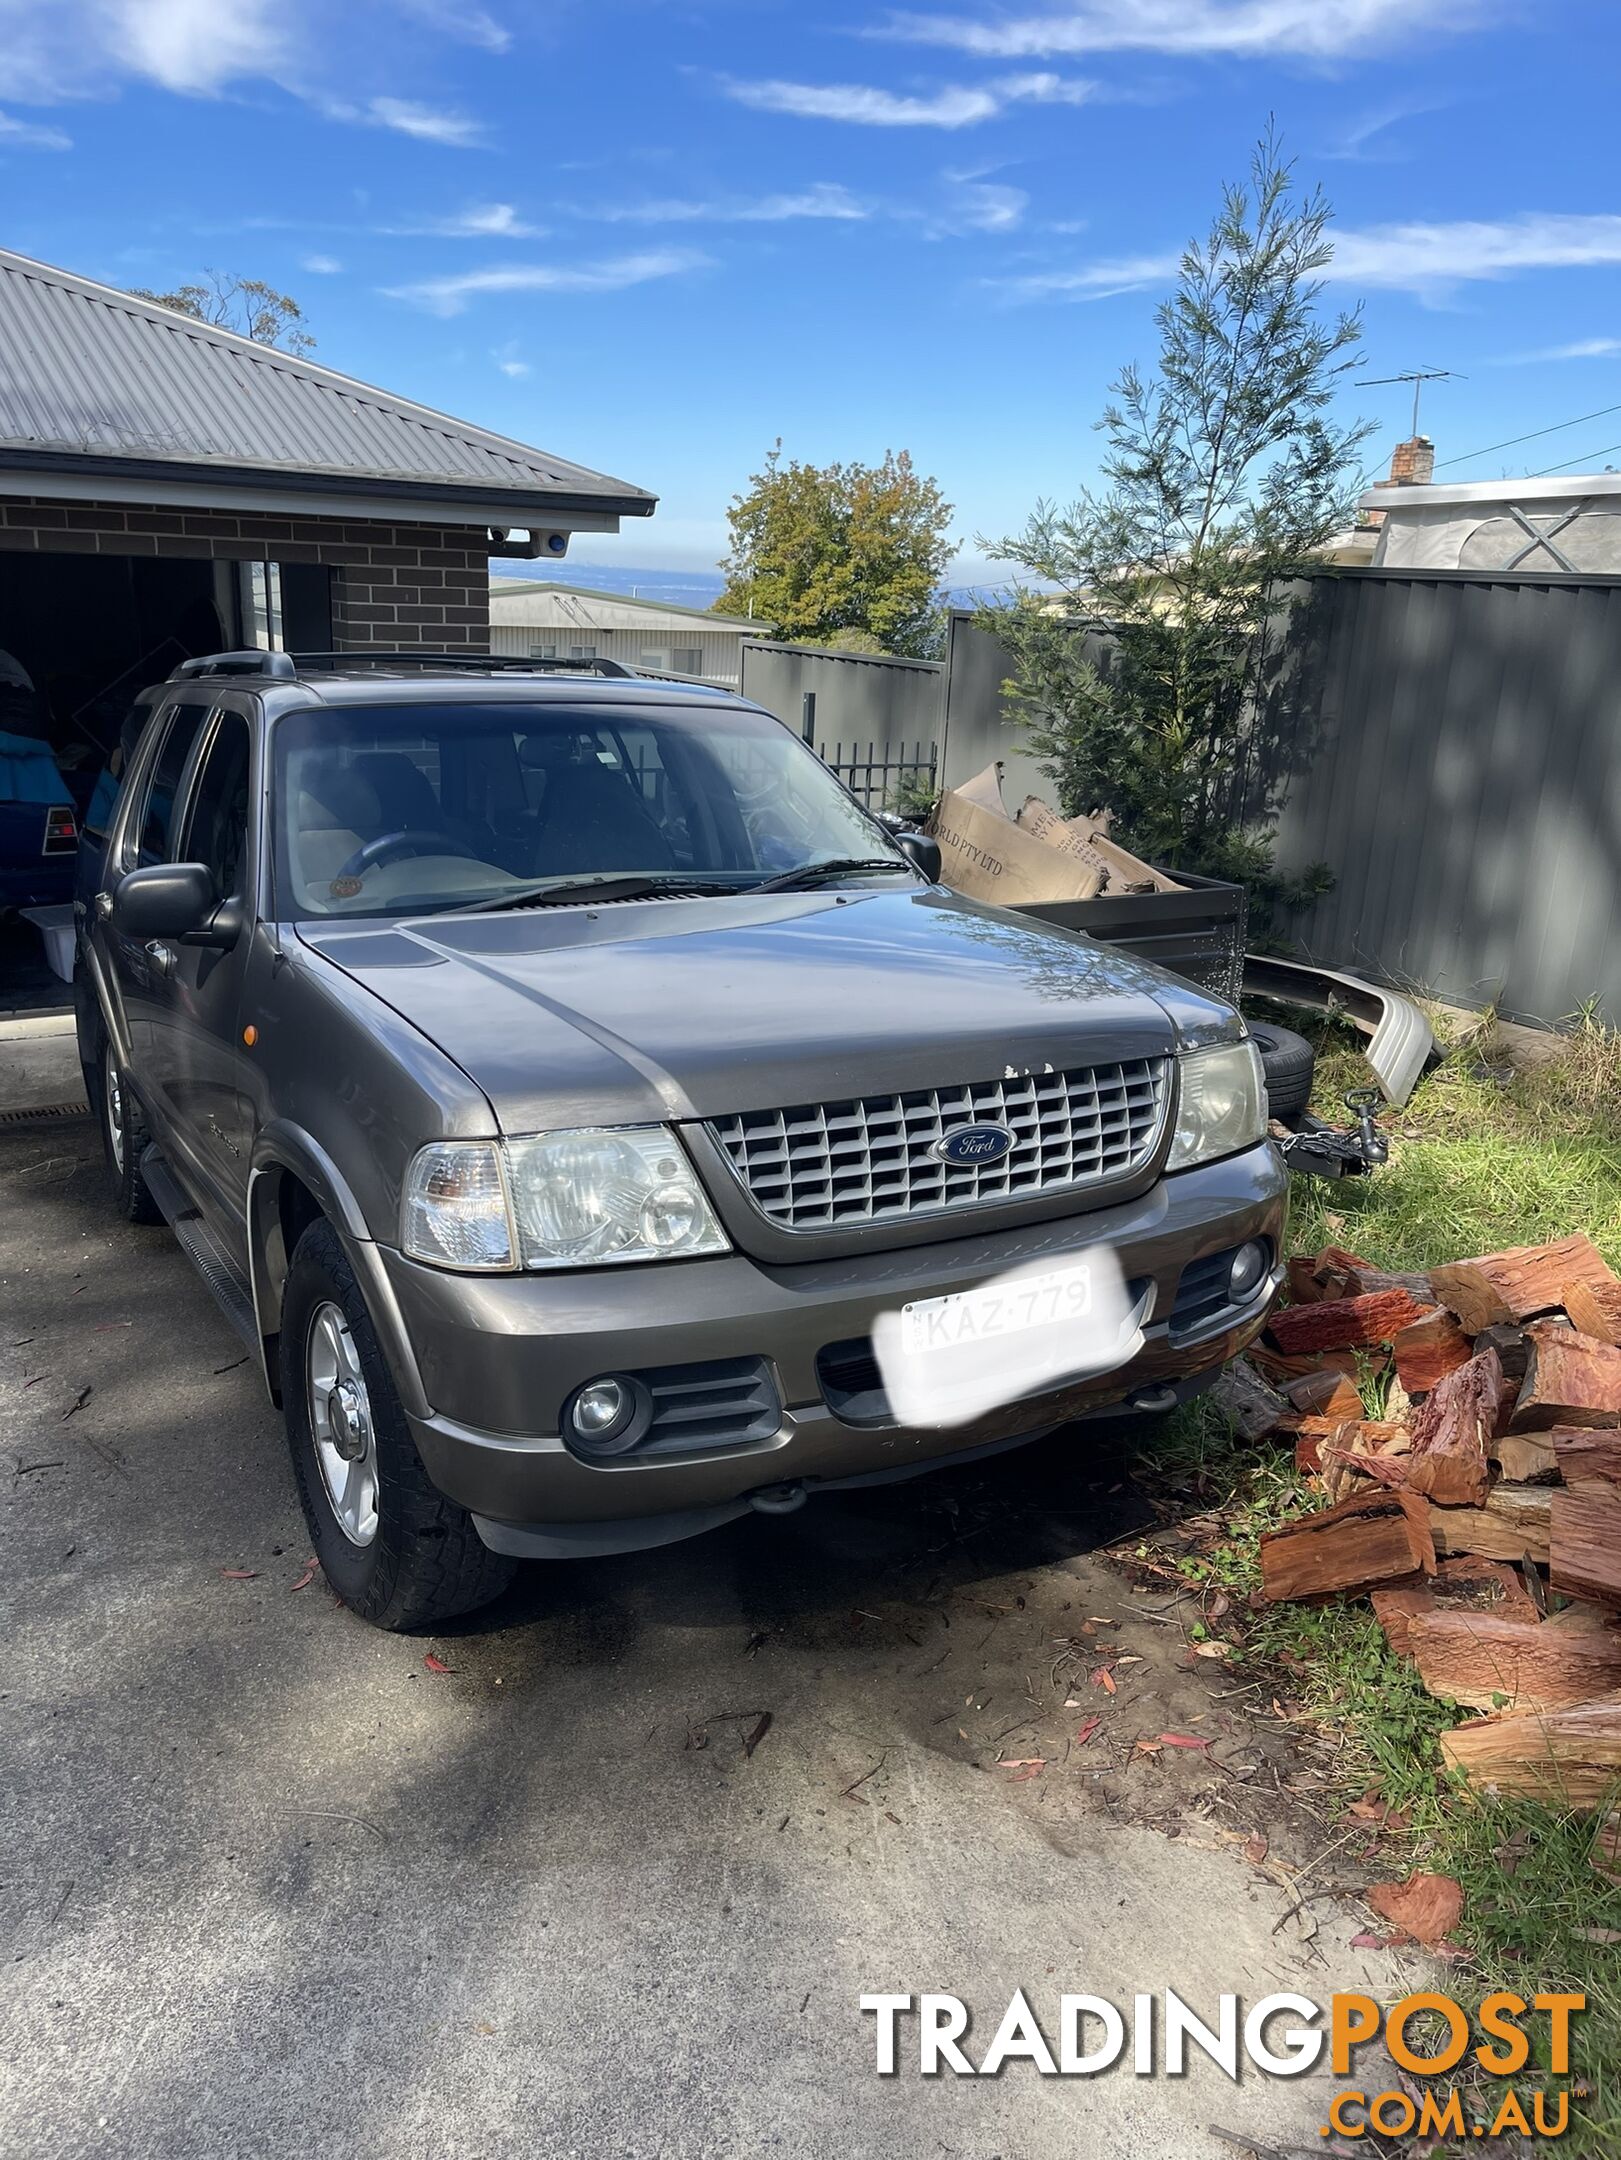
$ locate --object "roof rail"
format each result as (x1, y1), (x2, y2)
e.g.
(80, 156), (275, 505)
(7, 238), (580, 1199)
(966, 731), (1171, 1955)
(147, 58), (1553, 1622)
(169, 650), (298, 681)
(286, 650), (636, 679)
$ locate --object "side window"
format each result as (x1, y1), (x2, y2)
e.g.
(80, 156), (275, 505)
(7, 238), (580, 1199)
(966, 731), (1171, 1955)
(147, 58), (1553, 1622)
(181, 713), (252, 898)
(128, 703), (211, 868)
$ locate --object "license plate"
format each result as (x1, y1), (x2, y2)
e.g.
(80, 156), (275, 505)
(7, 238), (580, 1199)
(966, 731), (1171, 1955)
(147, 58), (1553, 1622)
(901, 1262), (1093, 1356)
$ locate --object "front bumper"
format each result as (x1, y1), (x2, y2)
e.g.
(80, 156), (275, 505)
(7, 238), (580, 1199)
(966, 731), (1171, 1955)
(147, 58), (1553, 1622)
(374, 1140), (1288, 1550)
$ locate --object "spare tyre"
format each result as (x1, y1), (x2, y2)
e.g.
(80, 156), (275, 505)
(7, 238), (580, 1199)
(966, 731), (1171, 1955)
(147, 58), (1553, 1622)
(1247, 1020), (1315, 1122)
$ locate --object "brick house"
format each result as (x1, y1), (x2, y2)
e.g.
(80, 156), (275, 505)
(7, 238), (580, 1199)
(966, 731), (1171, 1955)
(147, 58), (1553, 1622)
(0, 244), (654, 770)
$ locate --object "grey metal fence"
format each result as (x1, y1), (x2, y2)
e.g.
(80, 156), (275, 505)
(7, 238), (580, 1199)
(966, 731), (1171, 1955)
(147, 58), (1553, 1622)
(1270, 569), (1621, 1028)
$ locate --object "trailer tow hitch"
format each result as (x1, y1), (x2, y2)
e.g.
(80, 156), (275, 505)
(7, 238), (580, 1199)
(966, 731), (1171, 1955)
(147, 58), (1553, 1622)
(1273, 1088), (1390, 1180)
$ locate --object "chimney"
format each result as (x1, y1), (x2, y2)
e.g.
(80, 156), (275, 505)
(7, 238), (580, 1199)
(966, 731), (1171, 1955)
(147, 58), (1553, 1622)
(1383, 435), (1435, 487)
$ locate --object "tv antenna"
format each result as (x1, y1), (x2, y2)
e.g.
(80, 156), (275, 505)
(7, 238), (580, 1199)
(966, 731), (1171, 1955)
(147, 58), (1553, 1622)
(1360, 368), (1465, 438)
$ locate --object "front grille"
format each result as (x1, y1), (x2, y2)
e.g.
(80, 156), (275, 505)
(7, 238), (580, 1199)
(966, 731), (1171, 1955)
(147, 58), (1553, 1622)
(709, 1060), (1170, 1233)
(635, 1358), (781, 1458)
(1167, 1243), (1271, 1340)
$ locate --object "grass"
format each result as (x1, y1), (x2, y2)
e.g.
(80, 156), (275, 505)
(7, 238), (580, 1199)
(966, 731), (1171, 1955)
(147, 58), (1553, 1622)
(1137, 1001), (1621, 2154)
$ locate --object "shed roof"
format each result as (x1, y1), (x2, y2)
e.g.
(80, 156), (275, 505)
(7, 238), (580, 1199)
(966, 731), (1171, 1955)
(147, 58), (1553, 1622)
(489, 580), (758, 635)
(0, 247), (655, 528)
(1356, 471), (1621, 513)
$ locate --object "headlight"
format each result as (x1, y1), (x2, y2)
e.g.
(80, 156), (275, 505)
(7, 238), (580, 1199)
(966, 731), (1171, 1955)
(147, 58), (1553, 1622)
(1166, 1040), (1267, 1170)
(401, 1127), (729, 1272)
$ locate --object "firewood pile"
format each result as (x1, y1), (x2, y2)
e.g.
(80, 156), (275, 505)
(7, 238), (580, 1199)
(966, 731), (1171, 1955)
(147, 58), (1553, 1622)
(1227, 1233), (1621, 1809)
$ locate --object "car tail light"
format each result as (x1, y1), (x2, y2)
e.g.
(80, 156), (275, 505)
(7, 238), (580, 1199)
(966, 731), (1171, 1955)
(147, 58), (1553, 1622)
(42, 804), (78, 856)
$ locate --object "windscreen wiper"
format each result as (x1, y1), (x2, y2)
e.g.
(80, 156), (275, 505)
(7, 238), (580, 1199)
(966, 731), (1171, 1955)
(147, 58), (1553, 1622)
(752, 857), (917, 893)
(444, 872), (742, 915)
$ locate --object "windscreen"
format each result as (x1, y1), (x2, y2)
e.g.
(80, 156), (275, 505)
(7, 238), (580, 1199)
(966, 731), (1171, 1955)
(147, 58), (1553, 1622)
(271, 698), (908, 919)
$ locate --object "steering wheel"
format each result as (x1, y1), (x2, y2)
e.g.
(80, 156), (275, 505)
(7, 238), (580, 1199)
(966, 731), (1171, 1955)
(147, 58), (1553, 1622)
(337, 829), (483, 878)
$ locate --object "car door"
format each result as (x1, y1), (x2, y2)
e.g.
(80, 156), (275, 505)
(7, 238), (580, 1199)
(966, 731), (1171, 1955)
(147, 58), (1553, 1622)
(146, 704), (258, 1231)
(91, 698), (214, 1091)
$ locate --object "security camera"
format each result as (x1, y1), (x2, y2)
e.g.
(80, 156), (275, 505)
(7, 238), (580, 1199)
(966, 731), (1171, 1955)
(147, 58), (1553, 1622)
(541, 531), (570, 558)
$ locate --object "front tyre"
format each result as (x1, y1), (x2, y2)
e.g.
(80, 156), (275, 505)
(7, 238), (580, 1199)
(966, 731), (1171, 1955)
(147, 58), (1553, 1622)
(99, 1039), (163, 1224)
(279, 1218), (515, 1631)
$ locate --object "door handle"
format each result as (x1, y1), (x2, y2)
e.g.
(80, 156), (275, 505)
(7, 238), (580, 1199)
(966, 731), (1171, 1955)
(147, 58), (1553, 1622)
(94, 892), (113, 922)
(146, 941), (177, 979)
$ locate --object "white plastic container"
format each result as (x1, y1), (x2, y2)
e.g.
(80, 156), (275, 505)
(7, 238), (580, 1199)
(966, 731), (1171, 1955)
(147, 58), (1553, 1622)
(21, 904), (75, 984)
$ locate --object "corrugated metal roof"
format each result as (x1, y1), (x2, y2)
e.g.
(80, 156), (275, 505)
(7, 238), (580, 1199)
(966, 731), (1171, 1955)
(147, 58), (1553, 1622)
(0, 247), (655, 517)
(489, 580), (757, 635)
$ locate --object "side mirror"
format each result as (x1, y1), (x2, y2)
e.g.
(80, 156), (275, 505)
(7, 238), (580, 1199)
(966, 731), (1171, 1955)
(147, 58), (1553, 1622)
(897, 830), (942, 883)
(112, 862), (238, 947)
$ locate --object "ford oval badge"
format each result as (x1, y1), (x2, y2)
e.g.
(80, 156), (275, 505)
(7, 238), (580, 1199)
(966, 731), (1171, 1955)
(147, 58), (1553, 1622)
(932, 1123), (1015, 1168)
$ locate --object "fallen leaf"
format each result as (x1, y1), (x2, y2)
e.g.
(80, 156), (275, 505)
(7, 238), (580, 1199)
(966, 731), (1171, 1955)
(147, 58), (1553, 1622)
(1073, 1716), (1102, 1747)
(1134, 1738), (1164, 1755)
(1191, 1640), (1230, 1659)
(1091, 1667), (1117, 1696)
(423, 1653), (454, 1675)
(1116, 1654), (1145, 1666)
(220, 1568), (258, 1581)
(1243, 1831), (1269, 1864)
(1349, 1930), (1403, 1950)
(289, 1559), (319, 1592)
(60, 1385), (92, 1422)
(1366, 1874), (1464, 1949)
(1001, 1757), (1047, 1769)
(743, 1711), (772, 1758)
(1577, 1926), (1621, 1944)
(1157, 1732), (1212, 1751)
(1006, 1763), (1045, 1782)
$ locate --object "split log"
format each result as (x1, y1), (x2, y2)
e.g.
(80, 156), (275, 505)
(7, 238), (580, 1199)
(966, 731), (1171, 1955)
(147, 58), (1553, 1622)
(1550, 1480), (1621, 1610)
(1372, 1556), (1539, 1658)
(1281, 1367), (1366, 1421)
(1491, 1431), (1559, 1483)
(1474, 1323), (1534, 1380)
(1267, 1288), (1434, 1358)
(1391, 1309), (1473, 1397)
(1408, 1610), (1621, 1714)
(1511, 1326), (1621, 1431)
(1208, 1361), (1288, 1443)
(1245, 1344), (1362, 1386)
(1441, 1698), (1621, 1807)
(1287, 1255), (1326, 1306)
(1260, 1488), (1434, 1605)
(1384, 1348), (1502, 1507)
(1319, 1420), (1410, 1505)
(1563, 1276), (1621, 1348)
(1550, 1428), (1621, 1484)
(1429, 1234), (1621, 1334)
(1428, 1483), (1552, 1564)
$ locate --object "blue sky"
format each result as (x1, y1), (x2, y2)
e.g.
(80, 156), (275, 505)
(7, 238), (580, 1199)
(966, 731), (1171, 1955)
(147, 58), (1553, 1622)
(2, 0), (1619, 576)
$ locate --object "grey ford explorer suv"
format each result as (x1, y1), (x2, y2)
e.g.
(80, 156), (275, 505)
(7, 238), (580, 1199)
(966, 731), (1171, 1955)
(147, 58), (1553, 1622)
(75, 651), (1287, 1630)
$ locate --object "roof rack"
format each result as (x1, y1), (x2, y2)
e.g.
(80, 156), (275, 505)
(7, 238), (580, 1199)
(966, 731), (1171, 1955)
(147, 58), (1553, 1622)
(287, 650), (635, 679)
(169, 650), (298, 681)
(166, 648), (638, 685)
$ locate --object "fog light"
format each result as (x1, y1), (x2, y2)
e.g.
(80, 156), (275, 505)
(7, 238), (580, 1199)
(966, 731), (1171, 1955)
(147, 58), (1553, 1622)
(563, 1376), (649, 1457)
(1228, 1240), (1269, 1301)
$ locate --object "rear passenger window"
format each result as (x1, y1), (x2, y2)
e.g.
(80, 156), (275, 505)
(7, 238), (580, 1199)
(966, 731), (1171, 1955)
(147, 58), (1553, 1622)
(132, 704), (210, 867)
(182, 713), (252, 897)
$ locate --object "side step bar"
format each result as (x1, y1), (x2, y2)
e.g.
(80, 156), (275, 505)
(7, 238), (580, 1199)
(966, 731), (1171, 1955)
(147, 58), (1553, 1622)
(140, 1145), (260, 1352)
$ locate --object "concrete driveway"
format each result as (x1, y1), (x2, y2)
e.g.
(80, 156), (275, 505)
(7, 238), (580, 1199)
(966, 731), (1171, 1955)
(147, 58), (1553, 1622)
(0, 1117), (1404, 2160)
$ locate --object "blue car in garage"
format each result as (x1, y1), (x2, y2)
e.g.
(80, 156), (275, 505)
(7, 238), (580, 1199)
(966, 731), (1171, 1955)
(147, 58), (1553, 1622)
(0, 656), (78, 913)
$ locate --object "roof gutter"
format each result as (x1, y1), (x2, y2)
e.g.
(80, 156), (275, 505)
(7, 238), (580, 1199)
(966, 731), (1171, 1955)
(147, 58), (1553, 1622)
(0, 447), (656, 527)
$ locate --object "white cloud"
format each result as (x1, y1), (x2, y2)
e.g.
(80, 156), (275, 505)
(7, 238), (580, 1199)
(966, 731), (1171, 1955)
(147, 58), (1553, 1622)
(400, 202), (543, 236)
(930, 170), (1029, 233)
(302, 252), (343, 273)
(387, 249), (708, 315)
(874, 0), (1494, 61)
(585, 182), (870, 224)
(1498, 337), (1621, 364)
(995, 213), (1621, 304)
(492, 338), (530, 375)
(0, 107), (71, 148)
(366, 95), (487, 146)
(396, 0), (509, 51)
(721, 71), (1093, 127)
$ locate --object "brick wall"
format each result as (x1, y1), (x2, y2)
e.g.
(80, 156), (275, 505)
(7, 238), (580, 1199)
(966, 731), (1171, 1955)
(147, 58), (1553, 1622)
(0, 496), (490, 649)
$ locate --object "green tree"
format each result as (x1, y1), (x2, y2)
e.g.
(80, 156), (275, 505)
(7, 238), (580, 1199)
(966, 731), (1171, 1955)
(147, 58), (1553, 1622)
(983, 132), (1367, 905)
(129, 270), (314, 357)
(716, 444), (953, 658)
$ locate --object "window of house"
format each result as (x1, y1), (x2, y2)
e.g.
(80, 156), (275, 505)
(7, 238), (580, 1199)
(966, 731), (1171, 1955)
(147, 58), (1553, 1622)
(181, 712), (252, 897)
(529, 643), (559, 660)
(673, 647), (703, 676)
(638, 648), (669, 671)
(567, 644), (598, 661)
